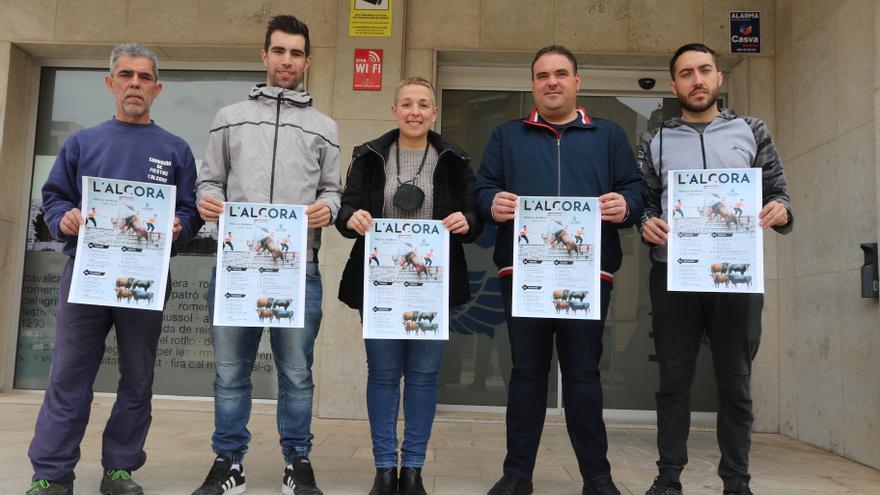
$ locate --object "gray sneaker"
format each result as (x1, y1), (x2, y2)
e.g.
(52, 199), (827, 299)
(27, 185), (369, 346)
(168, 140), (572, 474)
(100, 469), (144, 495)
(25, 480), (71, 495)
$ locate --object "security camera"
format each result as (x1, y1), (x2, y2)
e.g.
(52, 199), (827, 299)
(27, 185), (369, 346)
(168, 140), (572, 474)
(638, 78), (656, 90)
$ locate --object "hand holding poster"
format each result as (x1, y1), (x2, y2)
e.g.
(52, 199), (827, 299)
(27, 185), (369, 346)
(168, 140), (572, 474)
(69, 177), (176, 310)
(213, 202), (308, 327)
(666, 168), (764, 293)
(512, 196), (601, 320)
(363, 219), (449, 340)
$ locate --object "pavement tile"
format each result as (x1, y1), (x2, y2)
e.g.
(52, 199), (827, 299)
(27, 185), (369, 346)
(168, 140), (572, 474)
(0, 395), (878, 494)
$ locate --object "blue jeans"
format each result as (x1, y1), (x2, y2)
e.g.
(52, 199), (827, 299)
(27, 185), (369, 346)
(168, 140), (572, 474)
(364, 338), (444, 468)
(207, 262), (323, 464)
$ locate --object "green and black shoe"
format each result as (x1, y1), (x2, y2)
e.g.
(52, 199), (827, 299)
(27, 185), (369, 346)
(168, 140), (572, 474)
(25, 480), (71, 495)
(100, 469), (144, 495)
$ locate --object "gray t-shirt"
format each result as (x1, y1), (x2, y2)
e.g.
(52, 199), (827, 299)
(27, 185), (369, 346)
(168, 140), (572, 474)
(683, 121), (710, 133)
(383, 142), (438, 219)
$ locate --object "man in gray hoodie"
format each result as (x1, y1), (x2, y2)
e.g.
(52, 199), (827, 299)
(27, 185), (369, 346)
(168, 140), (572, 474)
(192, 15), (341, 495)
(638, 43), (792, 495)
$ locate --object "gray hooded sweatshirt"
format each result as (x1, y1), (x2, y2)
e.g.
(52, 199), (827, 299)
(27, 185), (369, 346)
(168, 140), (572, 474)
(637, 108), (793, 263)
(197, 84), (342, 258)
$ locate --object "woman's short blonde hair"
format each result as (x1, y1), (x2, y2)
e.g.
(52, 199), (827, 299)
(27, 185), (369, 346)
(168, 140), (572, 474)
(394, 76), (436, 104)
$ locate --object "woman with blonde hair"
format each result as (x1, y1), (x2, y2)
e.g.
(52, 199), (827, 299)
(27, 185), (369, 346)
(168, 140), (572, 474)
(336, 77), (482, 495)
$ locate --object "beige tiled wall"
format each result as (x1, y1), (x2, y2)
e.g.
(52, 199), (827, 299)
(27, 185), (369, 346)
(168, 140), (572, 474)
(405, 0), (480, 50)
(555, 0), (629, 52)
(775, 0), (880, 469)
(0, 43), (10, 391)
(724, 56), (783, 434)
(628, 0), (704, 52)
(0, 43), (39, 390)
(314, 0), (409, 419)
(0, 1), (57, 42)
(0, 0), (340, 49)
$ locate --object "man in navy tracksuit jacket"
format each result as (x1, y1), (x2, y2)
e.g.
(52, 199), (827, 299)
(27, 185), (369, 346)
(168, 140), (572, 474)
(476, 45), (644, 495)
(27, 44), (202, 495)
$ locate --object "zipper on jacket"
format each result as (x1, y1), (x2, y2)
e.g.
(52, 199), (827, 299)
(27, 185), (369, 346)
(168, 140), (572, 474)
(699, 131), (708, 169)
(268, 93), (282, 202)
(524, 119), (565, 195)
(365, 144), (388, 189)
(434, 149), (455, 211)
(556, 136), (562, 195)
(366, 144), (387, 167)
(434, 149), (453, 183)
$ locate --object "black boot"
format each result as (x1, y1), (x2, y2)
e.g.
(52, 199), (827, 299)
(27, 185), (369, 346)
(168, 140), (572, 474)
(369, 468), (397, 495)
(398, 467), (426, 495)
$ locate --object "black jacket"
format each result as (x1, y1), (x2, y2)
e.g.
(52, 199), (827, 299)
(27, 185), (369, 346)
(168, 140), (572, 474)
(336, 129), (483, 309)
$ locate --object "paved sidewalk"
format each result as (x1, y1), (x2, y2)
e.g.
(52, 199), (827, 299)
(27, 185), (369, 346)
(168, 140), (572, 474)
(2, 393), (878, 494)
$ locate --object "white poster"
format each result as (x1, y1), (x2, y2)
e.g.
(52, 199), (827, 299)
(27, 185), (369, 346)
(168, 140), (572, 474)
(511, 196), (601, 320)
(213, 202), (308, 327)
(667, 168), (764, 293)
(363, 219), (450, 340)
(69, 177), (175, 311)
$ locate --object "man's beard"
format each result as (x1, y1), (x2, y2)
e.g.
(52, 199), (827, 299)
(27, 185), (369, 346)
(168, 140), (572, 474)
(677, 86), (719, 113)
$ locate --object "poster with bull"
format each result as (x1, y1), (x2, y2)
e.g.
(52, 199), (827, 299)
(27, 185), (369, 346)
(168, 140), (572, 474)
(213, 202), (308, 327)
(69, 176), (176, 310)
(363, 219), (450, 340)
(511, 196), (601, 320)
(667, 168), (764, 293)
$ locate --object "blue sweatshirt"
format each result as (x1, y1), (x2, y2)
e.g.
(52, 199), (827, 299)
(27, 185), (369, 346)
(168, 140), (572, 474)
(41, 118), (203, 257)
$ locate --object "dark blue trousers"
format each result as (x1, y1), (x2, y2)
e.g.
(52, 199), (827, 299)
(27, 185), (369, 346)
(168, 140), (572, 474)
(29, 258), (166, 489)
(499, 275), (613, 483)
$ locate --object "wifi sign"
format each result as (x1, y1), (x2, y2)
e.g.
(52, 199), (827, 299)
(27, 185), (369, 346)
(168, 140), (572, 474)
(353, 48), (383, 91)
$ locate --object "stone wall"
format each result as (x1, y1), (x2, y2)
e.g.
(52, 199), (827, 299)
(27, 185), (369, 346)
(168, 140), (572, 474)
(775, 0), (880, 469)
(0, 43), (39, 390)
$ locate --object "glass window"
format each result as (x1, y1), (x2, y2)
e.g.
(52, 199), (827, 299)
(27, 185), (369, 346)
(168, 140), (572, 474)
(15, 67), (289, 398)
(438, 89), (723, 412)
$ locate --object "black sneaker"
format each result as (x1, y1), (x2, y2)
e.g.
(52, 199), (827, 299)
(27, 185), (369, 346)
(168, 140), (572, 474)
(583, 477), (621, 495)
(487, 472), (533, 495)
(645, 476), (683, 495)
(99, 470), (143, 495)
(282, 456), (323, 495)
(192, 456), (246, 495)
(25, 480), (71, 495)
(723, 481), (753, 495)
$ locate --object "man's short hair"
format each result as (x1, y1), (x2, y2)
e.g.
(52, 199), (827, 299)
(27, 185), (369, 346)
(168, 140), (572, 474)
(264, 15), (311, 56)
(669, 43), (719, 79)
(530, 45), (578, 79)
(394, 76), (435, 104)
(109, 43), (159, 78)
